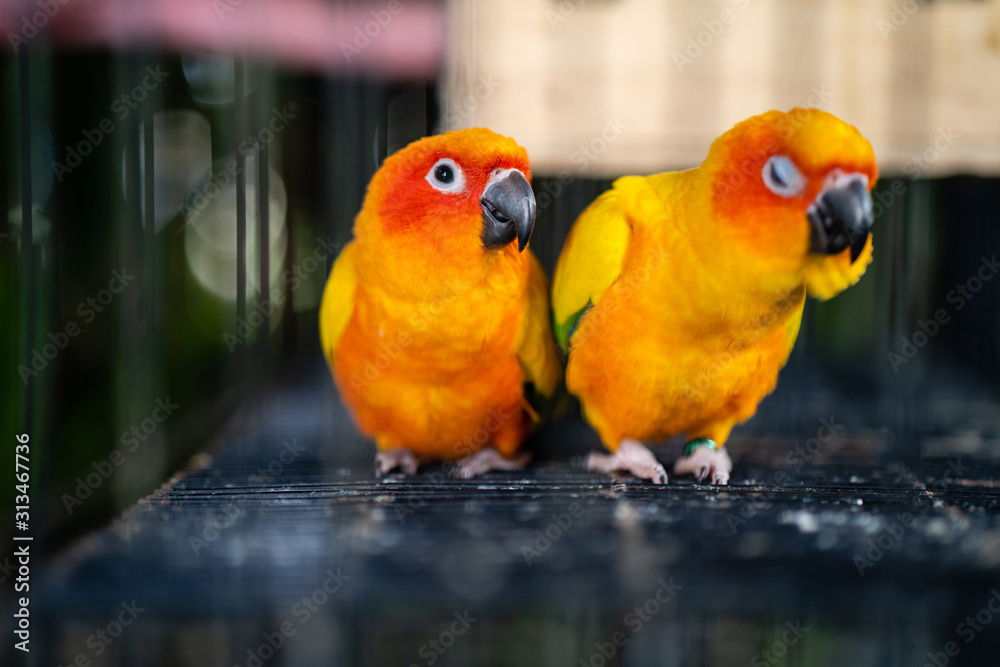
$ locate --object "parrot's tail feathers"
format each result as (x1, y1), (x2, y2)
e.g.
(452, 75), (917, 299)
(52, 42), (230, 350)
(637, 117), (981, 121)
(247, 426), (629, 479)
(520, 394), (540, 423)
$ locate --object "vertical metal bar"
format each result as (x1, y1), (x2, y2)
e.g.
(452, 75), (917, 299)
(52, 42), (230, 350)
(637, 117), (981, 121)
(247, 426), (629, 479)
(19, 45), (34, 435)
(143, 87), (155, 362)
(367, 82), (387, 168)
(425, 81), (438, 136)
(282, 193), (295, 358)
(274, 79), (295, 359)
(136, 60), (158, 494)
(258, 133), (270, 358)
(324, 79), (340, 275)
(122, 60), (145, 490)
(235, 60), (247, 367)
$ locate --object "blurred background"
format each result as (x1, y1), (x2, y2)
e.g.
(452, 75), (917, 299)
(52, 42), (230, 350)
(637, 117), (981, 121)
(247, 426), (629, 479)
(2, 0), (1000, 665)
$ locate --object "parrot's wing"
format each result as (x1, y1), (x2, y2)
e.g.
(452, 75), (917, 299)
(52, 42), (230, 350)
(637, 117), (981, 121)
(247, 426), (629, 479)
(515, 252), (562, 400)
(551, 189), (632, 353)
(804, 233), (873, 300)
(782, 288), (807, 359)
(319, 240), (358, 361)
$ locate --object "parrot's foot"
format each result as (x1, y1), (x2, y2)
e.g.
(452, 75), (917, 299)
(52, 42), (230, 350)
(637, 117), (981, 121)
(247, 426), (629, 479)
(374, 448), (421, 477)
(453, 448), (530, 479)
(673, 439), (731, 485)
(585, 439), (668, 485)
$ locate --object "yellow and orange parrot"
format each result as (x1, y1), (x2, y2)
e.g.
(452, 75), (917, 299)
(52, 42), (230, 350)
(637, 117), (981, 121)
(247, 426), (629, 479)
(320, 128), (561, 478)
(552, 108), (877, 484)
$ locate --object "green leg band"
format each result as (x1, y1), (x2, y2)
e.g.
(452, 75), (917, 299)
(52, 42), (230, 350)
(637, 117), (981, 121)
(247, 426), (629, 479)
(684, 438), (718, 458)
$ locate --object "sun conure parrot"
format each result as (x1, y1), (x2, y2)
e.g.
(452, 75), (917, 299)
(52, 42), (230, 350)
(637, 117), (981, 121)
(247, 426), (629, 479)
(552, 108), (877, 484)
(320, 128), (561, 478)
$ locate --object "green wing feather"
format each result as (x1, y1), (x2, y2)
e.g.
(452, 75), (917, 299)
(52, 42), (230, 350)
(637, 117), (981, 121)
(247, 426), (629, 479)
(551, 186), (632, 354)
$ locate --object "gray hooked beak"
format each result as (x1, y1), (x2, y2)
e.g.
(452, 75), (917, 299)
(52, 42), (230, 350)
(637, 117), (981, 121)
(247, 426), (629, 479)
(807, 174), (874, 263)
(480, 168), (536, 252)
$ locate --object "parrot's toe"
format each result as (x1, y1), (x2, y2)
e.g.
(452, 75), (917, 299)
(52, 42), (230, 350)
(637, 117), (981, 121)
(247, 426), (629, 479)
(452, 448), (530, 479)
(673, 440), (732, 486)
(374, 448), (421, 477)
(586, 439), (668, 485)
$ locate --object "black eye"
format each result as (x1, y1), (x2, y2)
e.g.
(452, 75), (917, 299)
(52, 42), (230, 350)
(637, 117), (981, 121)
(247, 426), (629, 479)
(425, 158), (466, 193)
(434, 164), (454, 184)
(769, 160), (786, 187)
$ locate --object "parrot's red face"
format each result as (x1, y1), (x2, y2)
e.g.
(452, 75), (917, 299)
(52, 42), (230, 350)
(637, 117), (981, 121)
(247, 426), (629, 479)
(707, 108), (878, 272)
(360, 128), (536, 258)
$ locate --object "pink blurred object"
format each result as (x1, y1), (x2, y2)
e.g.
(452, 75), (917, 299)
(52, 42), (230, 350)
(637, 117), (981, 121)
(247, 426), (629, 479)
(2, 0), (444, 79)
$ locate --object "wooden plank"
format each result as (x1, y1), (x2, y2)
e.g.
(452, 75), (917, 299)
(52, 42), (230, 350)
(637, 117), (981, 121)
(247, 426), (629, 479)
(444, 0), (1000, 176)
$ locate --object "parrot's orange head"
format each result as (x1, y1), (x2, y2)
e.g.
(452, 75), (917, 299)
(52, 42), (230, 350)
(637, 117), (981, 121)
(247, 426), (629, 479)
(357, 128), (536, 258)
(705, 108), (878, 275)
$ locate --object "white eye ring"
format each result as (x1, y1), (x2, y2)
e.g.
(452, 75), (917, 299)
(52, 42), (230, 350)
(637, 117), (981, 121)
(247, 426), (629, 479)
(425, 158), (466, 194)
(762, 155), (806, 198)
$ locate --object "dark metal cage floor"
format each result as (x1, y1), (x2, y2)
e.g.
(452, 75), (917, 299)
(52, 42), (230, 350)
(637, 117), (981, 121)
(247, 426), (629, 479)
(24, 361), (1000, 666)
